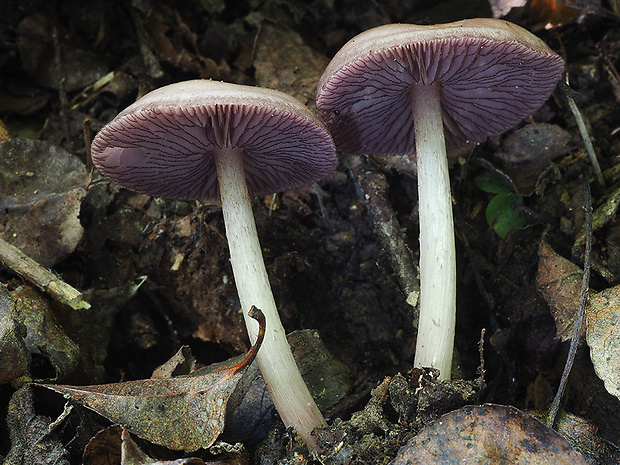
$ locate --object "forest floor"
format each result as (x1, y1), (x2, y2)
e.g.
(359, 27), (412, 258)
(2, 0), (620, 463)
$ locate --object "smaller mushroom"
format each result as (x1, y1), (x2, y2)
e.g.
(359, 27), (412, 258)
(91, 80), (337, 448)
(316, 18), (564, 380)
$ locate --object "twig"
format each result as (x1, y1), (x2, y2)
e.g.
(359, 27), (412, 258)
(345, 154), (420, 312)
(560, 81), (605, 186)
(52, 23), (71, 148)
(477, 328), (486, 393)
(0, 237), (90, 310)
(547, 167), (592, 427)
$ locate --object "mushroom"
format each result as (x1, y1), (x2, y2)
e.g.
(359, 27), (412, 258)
(316, 18), (564, 380)
(90, 80), (337, 448)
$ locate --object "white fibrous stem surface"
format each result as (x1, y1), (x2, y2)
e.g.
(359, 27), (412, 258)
(410, 82), (456, 381)
(213, 146), (325, 449)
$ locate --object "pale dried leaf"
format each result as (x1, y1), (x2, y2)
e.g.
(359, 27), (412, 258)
(151, 345), (196, 379)
(488, 0), (527, 18)
(585, 284), (620, 399)
(536, 241), (583, 341)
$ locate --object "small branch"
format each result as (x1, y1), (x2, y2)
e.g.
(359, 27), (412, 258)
(0, 237), (90, 310)
(477, 328), (487, 393)
(52, 24), (71, 148)
(560, 81), (605, 186)
(547, 167), (592, 427)
(345, 154), (420, 312)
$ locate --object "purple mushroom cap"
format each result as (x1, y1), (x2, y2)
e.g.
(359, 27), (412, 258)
(316, 18), (565, 155)
(91, 80), (338, 200)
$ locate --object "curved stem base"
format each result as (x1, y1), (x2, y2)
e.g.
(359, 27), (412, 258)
(213, 146), (326, 449)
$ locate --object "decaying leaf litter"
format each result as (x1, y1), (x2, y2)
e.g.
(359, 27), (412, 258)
(2, 0), (620, 463)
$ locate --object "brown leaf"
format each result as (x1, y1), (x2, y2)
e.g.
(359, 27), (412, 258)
(151, 345), (196, 379)
(44, 307), (265, 452)
(0, 284), (30, 385)
(82, 425), (123, 465)
(495, 123), (571, 196)
(0, 138), (87, 267)
(223, 329), (350, 443)
(4, 385), (70, 465)
(553, 410), (620, 464)
(536, 240), (583, 342)
(120, 428), (207, 465)
(11, 284), (81, 380)
(391, 404), (589, 464)
(254, 22), (329, 107)
(538, 238), (620, 400)
(585, 284), (620, 400)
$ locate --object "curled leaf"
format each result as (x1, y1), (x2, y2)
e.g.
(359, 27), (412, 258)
(44, 306), (265, 452)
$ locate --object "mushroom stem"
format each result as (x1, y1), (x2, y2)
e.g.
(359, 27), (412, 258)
(410, 82), (456, 380)
(213, 146), (326, 449)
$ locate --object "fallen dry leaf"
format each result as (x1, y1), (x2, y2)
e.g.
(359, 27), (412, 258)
(552, 410), (620, 463)
(536, 240), (583, 342)
(585, 284), (620, 400)
(254, 22), (329, 107)
(0, 284), (30, 385)
(11, 284), (81, 380)
(44, 307), (265, 452)
(151, 345), (196, 379)
(82, 425), (123, 465)
(120, 427), (207, 465)
(391, 403), (588, 464)
(488, 0), (527, 17)
(4, 385), (70, 465)
(0, 138), (88, 267)
(495, 123), (571, 196)
(537, 240), (620, 400)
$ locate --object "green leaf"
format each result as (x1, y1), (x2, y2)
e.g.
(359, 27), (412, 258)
(474, 171), (514, 194)
(485, 192), (527, 239)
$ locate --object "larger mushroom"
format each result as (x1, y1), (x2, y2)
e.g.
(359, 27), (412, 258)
(316, 18), (564, 380)
(91, 80), (337, 448)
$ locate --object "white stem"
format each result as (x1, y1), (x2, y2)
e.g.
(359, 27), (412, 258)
(410, 82), (456, 380)
(213, 147), (326, 449)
